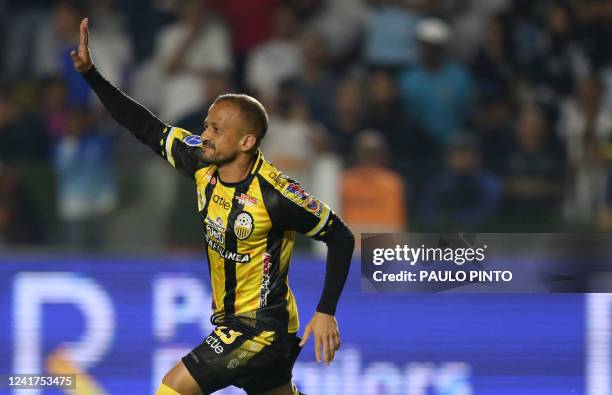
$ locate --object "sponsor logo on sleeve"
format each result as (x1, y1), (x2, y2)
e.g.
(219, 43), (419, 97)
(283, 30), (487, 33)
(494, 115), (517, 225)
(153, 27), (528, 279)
(182, 135), (202, 147)
(268, 171), (288, 189)
(305, 196), (324, 217)
(284, 182), (309, 202)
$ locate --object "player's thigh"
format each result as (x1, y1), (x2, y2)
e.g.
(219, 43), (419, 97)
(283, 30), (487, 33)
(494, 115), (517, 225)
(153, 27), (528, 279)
(182, 326), (255, 393)
(242, 335), (302, 395)
(161, 361), (202, 395)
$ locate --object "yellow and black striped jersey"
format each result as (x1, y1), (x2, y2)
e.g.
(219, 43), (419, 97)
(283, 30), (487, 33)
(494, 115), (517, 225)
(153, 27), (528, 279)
(83, 66), (353, 337)
(161, 126), (333, 334)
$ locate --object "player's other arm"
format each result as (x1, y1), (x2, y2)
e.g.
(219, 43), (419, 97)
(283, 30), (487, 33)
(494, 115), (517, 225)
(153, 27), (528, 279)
(71, 18), (166, 152)
(312, 213), (354, 316)
(300, 211), (354, 365)
(272, 181), (354, 365)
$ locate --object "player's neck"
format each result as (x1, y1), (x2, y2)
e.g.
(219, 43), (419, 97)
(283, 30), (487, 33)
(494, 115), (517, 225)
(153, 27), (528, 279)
(217, 153), (257, 184)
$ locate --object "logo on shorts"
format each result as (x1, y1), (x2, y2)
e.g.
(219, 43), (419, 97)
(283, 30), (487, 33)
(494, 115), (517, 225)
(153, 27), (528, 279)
(189, 351), (200, 363)
(182, 135), (202, 147)
(234, 212), (254, 240)
(227, 359), (240, 369)
(205, 335), (224, 354)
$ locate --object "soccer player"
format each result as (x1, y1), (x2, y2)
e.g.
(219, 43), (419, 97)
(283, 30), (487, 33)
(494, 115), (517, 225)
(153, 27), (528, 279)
(71, 18), (354, 395)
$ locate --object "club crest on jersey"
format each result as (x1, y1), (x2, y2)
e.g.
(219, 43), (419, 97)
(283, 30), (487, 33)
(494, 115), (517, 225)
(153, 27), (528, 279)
(182, 134), (202, 147)
(236, 193), (257, 206)
(234, 212), (254, 240)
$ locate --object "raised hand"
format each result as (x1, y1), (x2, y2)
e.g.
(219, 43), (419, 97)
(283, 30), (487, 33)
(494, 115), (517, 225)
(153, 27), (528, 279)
(70, 18), (93, 73)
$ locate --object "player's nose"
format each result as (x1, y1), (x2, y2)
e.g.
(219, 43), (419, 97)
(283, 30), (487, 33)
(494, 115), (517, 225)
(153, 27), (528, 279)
(200, 128), (212, 140)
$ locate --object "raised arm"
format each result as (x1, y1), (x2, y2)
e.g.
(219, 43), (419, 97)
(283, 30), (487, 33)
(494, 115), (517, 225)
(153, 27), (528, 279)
(70, 18), (167, 151)
(71, 18), (208, 178)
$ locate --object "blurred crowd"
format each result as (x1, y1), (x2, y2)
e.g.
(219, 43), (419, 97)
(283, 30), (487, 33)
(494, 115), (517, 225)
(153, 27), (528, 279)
(2, 0), (612, 251)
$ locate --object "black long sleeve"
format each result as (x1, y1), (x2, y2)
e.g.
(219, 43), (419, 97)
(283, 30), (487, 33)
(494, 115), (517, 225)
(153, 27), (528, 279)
(82, 66), (167, 152)
(316, 214), (355, 315)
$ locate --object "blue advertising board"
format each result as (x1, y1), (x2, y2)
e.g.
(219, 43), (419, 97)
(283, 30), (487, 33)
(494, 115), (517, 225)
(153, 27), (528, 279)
(0, 254), (589, 394)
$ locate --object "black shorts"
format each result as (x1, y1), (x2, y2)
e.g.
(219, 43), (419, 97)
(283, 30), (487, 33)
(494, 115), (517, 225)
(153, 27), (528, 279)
(182, 325), (302, 394)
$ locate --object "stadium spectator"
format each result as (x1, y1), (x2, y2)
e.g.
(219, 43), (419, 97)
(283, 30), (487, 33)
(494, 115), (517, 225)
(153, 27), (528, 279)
(558, 74), (612, 225)
(571, 0), (612, 70)
(341, 130), (407, 238)
(1, 0), (48, 78)
(33, 0), (90, 107)
(0, 163), (43, 245)
(87, 0), (133, 89)
(208, 0), (280, 90)
(527, 2), (588, 107)
(469, 15), (516, 106)
(263, 81), (327, 183)
(246, 5), (302, 102)
(598, 167), (612, 230)
(363, 69), (431, 179)
(152, 0), (232, 122)
(474, 94), (514, 175)
(447, 0), (510, 62)
(399, 18), (476, 147)
(0, 86), (49, 164)
(289, 31), (336, 128)
(168, 71), (233, 249)
(176, 71), (233, 133)
(503, 106), (564, 229)
(305, 0), (368, 65)
(41, 77), (70, 141)
(362, 0), (423, 69)
(53, 108), (117, 250)
(328, 77), (367, 157)
(416, 134), (501, 231)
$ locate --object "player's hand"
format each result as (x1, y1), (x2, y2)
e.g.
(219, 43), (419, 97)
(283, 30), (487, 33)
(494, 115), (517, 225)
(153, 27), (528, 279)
(299, 312), (340, 365)
(70, 18), (93, 73)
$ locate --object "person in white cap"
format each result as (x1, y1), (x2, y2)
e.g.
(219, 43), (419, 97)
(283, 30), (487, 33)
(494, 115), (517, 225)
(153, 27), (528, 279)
(398, 18), (476, 148)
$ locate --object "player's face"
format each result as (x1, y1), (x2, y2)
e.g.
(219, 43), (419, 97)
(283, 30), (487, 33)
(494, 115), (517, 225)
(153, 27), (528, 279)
(200, 102), (246, 165)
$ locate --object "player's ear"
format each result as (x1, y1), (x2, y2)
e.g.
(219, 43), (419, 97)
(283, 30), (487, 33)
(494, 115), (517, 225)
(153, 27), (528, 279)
(240, 133), (258, 152)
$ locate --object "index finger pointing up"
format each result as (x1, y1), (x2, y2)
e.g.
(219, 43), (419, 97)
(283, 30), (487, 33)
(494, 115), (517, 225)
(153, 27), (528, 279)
(80, 18), (89, 47)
